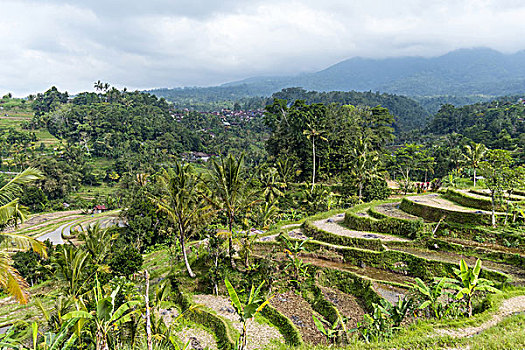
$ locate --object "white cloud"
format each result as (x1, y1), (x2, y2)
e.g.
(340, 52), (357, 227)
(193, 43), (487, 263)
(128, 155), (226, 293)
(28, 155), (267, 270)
(0, 0), (524, 96)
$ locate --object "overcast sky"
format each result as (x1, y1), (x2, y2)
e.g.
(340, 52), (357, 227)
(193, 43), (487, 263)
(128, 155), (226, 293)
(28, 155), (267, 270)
(2, 0), (525, 96)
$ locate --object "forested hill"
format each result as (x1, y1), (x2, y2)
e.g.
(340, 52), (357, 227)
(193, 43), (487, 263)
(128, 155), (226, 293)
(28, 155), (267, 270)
(149, 87), (429, 132)
(426, 97), (525, 151)
(270, 88), (429, 132)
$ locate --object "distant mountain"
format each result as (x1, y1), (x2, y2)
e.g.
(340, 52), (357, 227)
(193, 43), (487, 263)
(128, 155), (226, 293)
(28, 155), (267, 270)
(223, 48), (525, 97)
(149, 47), (525, 118)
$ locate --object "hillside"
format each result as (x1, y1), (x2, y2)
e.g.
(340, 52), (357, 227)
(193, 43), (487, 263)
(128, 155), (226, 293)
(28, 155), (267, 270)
(150, 48), (525, 113)
(226, 48), (525, 97)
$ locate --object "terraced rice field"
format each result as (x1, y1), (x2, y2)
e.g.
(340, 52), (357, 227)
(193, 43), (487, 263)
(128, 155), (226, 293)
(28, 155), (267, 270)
(373, 202), (421, 220)
(6, 210), (122, 245)
(312, 215), (410, 242)
(193, 294), (283, 350)
(406, 194), (500, 214)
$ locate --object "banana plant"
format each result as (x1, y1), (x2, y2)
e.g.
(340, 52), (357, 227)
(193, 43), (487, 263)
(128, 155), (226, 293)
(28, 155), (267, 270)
(35, 318), (79, 350)
(225, 279), (273, 350)
(444, 259), (500, 317)
(63, 279), (141, 350)
(312, 314), (339, 343)
(312, 308), (349, 345)
(411, 277), (451, 319)
(379, 297), (413, 327)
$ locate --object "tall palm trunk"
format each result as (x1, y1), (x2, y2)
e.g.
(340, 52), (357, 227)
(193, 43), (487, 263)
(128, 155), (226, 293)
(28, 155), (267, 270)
(491, 191), (496, 227)
(179, 228), (195, 278)
(311, 137), (316, 191)
(473, 168), (477, 187)
(228, 216), (235, 267)
(145, 270), (153, 350)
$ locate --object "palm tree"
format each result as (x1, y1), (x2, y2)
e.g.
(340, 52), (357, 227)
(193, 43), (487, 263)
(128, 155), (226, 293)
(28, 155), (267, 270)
(303, 125), (327, 191)
(348, 137), (380, 201)
(275, 157), (296, 187)
(205, 154), (249, 267)
(0, 167), (46, 304)
(150, 163), (210, 277)
(463, 143), (487, 187)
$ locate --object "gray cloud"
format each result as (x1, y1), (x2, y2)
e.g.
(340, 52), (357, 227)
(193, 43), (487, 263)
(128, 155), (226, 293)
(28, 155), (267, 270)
(1, 0), (525, 96)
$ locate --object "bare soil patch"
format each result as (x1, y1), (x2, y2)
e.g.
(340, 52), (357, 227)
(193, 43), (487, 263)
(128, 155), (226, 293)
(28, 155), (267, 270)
(312, 215), (410, 242)
(373, 202), (420, 220)
(406, 195), (502, 215)
(174, 326), (217, 350)
(193, 294), (283, 350)
(4, 210), (82, 232)
(319, 286), (365, 329)
(270, 291), (326, 345)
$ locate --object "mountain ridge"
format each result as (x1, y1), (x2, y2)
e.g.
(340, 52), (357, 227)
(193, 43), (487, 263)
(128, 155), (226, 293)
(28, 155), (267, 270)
(217, 47), (525, 96)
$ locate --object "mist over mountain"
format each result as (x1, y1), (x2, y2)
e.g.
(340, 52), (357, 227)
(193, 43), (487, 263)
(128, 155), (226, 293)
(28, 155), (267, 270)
(224, 48), (525, 96)
(151, 48), (525, 105)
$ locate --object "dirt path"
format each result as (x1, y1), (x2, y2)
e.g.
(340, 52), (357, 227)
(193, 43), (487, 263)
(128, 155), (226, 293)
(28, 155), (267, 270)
(312, 215), (410, 242)
(435, 295), (525, 338)
(192, 294), (283, 350)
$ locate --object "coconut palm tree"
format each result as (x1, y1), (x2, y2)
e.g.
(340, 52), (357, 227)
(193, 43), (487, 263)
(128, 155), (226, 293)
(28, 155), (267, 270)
(463, 143), (487, 187)
(149, 163), (210, 278)
(348, 136), (380, 201)
(303, 125), (327, 191)
(0, 167), (46, 304)
(205, 154), (251, 267)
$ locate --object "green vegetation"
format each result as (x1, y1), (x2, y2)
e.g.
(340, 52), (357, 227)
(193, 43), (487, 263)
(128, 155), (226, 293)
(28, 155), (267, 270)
(1, 84), (525, 350)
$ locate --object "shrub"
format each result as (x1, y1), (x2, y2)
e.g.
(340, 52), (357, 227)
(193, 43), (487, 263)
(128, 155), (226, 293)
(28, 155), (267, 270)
(341, 176), (390, 202)
(110, 246), (143, 277)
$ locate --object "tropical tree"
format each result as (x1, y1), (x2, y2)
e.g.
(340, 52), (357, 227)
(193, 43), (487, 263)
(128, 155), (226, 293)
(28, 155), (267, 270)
(0, 167), (46, 304)
(444, 259), (500, 317)
(206, 154), (252, 267)
(463, 143), (487, 187)
(275, 157), (297, 187)
(479, 149), (513, 226)
(52, 245), (92, 298)
(150, 163), (211, 278)
(76, 223), (117, 265)
(303, 125), (327, 191)
(347, 136), (380, 201)
(391, 144), (427, 194)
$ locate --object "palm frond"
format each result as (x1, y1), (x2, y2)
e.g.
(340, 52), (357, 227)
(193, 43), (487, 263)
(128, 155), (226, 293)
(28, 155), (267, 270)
(0, 168), (43, 206)
(0, 232), (47, 258)
(0, 251), (29, 304)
